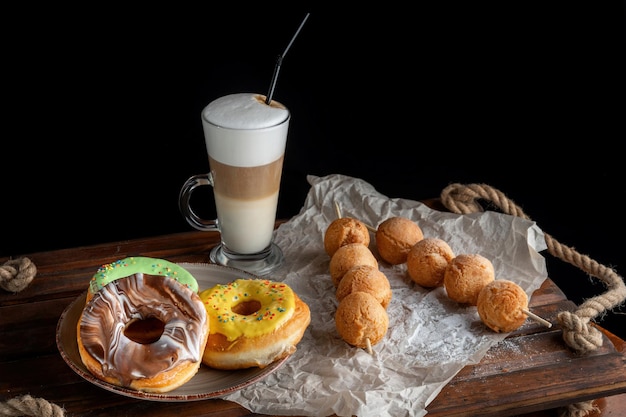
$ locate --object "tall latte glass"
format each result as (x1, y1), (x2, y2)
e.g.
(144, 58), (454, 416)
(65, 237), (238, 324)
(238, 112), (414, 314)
(179, 93), (290, 276)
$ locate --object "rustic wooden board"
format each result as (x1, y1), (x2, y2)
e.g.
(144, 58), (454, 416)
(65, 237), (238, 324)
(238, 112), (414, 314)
(2, 226), (625, 417)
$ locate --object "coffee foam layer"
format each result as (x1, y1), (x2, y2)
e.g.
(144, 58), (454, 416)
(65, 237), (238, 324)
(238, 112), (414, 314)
(202, 93), (289, 167)
(204, 93), (288, 129)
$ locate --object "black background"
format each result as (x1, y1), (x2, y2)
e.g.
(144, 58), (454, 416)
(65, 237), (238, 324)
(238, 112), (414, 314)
(2, 4), (624, 338)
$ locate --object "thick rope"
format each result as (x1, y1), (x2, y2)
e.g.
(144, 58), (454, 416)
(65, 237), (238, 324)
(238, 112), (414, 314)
(0, 395), (65, 417)
(0, 258), (37, 293)
(441, 183), (626, 417)
(0, 261), (66, 416)
(558, 401), (600, 417)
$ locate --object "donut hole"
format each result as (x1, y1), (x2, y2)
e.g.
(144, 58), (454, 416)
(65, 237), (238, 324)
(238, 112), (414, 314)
(124, 316), (165, 344)
(232, 300), (262, 316)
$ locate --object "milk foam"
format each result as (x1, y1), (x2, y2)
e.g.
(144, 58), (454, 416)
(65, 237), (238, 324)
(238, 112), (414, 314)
(202, 93), (289, 167)
(204, 93), (288, 129)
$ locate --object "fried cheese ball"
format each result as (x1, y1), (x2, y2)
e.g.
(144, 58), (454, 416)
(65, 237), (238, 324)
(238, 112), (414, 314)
(329, 243), (378, 287)
(324, 217), (371, 257)
(336, 264), (392, 309)
(375, 216), (424, 265)
(335, 291), (389, 348)
(477, 280), (529, 332)
(406, 237), (455, 288)
(443, 253), (495, 305)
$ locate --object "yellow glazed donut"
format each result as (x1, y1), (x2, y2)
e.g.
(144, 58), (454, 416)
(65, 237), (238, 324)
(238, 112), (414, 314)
(199, 278), (311, 370)
(77, 257), (208, 393)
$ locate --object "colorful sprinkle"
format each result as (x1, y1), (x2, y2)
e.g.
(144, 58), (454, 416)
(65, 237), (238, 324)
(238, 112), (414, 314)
(88, 256), (199, 295)
(198, 278), (295, 341)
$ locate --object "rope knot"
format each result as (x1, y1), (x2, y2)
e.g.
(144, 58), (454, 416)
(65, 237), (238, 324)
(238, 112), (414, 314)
(440, 183), (485, 214)
(557, 310), (603, 354)
(0, 394), (65, 417)
(0, 257), (37, 293)
(440, 183), (530, 219)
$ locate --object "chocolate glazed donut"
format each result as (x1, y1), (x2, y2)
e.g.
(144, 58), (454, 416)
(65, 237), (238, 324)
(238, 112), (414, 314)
(77, 273), (209, 393)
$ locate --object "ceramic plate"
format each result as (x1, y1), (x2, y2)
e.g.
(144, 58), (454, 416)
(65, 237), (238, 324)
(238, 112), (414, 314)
(56, 263), (289, 401)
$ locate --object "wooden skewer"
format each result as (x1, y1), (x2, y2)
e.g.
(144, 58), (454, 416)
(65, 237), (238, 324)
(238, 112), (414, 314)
(333, 201), (378, 356)
(522, 308), (552, 328)
(364, 223), (377, 233)
(334, 201), (342, 219)
(333, 201), (377, 232)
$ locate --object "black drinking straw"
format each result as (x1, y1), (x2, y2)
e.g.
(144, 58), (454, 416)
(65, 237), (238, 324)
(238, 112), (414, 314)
(265, 12), (311, 105)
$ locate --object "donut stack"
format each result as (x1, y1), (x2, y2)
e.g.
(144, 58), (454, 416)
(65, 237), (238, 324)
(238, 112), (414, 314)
(324, 217), (390, 350)
(77, 257), (209, 393)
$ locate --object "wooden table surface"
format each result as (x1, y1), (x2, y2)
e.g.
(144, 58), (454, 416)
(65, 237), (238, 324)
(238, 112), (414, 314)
(2, 220), (625, 417)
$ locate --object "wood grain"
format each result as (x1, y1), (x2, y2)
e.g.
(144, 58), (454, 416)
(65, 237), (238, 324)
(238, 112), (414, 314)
(1, 221), (625, 416)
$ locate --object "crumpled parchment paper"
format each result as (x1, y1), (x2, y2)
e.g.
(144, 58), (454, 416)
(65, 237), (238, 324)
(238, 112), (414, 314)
(222, 174), (548, 417)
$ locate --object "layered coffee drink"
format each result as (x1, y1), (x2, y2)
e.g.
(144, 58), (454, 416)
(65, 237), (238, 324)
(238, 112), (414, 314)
(201, 93), (289, 255)
(208, 156), (284, 254)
